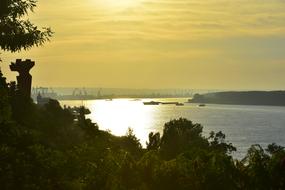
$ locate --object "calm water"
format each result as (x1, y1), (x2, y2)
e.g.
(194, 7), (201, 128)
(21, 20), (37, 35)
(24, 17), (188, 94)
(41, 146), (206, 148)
(60, 98), (285, 159)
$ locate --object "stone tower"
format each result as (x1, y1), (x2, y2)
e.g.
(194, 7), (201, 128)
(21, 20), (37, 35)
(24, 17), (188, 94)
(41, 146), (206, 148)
(10, 59), (35, 98)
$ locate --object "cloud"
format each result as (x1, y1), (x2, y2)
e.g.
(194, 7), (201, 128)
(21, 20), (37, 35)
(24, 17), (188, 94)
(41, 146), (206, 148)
(30, 0), (285, 43)
(2, 0), (285, 89)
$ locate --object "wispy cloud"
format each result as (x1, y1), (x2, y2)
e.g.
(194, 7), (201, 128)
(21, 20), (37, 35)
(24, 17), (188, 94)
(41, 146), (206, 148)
(2, 0), (285, 89)
(33, 0), (285, 43)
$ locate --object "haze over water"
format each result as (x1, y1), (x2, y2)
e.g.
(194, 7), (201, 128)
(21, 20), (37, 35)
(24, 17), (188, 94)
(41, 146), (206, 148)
(60, 98), (285, 159)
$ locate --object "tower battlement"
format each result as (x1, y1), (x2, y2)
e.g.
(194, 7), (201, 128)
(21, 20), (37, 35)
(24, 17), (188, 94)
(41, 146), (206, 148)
(10, 59), (35, 73)
(10, 59), (35, 98)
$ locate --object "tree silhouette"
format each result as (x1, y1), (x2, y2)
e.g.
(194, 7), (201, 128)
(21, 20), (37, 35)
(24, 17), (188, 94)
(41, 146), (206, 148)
(147, 132), (160, 151)
(0, 70), (11, 123)
(160, 118), (208, 160)
(0, 0), (52, 53)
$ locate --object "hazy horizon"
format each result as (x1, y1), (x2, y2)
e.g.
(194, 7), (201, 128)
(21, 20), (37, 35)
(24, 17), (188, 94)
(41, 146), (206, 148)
(29, 87), (285, 99)
(2, 0), (285, 90)
(31, 86), (285, 92)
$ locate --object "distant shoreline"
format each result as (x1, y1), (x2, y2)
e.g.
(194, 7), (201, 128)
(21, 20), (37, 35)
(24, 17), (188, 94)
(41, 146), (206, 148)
(189, 91), (285, 106)
(37, 95), (193, 101)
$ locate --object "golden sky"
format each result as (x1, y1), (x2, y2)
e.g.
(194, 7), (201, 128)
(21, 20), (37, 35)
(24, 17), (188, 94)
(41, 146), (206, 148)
(2, 0), (285, 89)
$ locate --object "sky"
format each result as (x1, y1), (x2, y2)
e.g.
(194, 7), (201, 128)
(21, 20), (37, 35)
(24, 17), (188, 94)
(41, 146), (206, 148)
(1, 0), (285, 90)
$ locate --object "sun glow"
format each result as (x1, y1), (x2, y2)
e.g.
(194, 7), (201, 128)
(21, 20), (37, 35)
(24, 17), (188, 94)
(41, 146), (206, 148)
(95, 0), (141, 10)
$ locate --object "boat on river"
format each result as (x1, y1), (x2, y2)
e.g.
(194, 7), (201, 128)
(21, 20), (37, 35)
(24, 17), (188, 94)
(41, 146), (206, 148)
(143, 101), (161, 105)
(161, 102), (179, 105)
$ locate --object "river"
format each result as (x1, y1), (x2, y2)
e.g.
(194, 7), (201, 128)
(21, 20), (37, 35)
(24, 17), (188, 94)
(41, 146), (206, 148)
(60, 98), (285, 159)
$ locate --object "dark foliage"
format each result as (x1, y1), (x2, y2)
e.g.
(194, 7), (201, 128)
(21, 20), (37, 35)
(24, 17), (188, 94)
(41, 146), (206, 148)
(0, 70), (11, 123)
(0, 0), (52, 52)
(146, 132), (160, 151)
(159, 118), (208, 160)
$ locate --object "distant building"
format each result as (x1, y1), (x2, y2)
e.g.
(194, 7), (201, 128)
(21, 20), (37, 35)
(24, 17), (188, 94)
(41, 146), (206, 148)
(31, 87), (58, 102)
(37, 93), (50, 106)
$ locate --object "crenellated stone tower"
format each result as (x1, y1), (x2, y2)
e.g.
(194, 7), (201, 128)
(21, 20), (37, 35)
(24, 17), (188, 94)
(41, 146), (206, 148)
(10, 59), (35, 98)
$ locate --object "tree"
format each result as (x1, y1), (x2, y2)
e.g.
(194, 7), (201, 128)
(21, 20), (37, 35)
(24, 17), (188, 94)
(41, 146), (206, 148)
(159, 118), (208, 160)
(0, 70), (11, 123)
(208, 131), (237, 154)
(0, 0), (52, 53)
(147, 132), (160, 151)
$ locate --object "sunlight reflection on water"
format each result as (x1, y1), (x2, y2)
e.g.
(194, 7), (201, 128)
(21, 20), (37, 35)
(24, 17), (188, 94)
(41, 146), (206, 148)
(60, 98), (285, 159)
